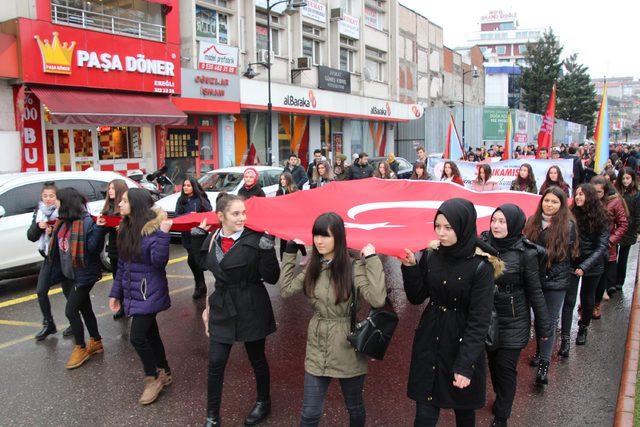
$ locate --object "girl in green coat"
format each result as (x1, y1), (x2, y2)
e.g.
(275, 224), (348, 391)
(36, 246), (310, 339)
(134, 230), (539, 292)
(280, 212), (387, 427)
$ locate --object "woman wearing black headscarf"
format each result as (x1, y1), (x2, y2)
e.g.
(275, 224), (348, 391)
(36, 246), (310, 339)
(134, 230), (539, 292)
(399, 198), (503, 427)
(481, 204), (551, 427)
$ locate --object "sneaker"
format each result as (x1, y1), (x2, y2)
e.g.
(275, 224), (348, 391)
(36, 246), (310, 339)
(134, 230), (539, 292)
(86, 338), (104, 356)
(65, 345), (90, 369)
(139, 375), (164, 405)
(158, 368), (172, 386)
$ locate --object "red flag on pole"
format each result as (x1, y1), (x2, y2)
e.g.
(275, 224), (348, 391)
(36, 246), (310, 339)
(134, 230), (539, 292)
(536, 84), (556, 156)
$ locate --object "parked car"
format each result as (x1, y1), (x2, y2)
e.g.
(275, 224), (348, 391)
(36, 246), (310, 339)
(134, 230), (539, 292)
(0, 171), (139, 279)
(155, 166), (284, 219)
(369, 156), (414, 179)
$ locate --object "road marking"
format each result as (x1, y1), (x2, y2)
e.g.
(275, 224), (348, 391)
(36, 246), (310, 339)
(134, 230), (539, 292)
(0, 255), (188, 310)
(0, 319), (43, 328)
(0, 283), (195, 351)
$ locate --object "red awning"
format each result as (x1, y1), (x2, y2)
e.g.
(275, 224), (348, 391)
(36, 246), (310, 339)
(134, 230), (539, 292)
(30, 87), (187, 126)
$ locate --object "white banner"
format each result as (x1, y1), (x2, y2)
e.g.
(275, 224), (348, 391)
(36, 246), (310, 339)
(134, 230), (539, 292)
(302, 0), (327, 23)
(426, 158), (574, 195)
(339, 14), (360, 39)
(198, 42), (238, 74)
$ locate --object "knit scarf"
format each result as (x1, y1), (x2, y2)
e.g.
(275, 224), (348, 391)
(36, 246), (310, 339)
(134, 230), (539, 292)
(49, 219), (86, 268)
(541, 213), (552, 230)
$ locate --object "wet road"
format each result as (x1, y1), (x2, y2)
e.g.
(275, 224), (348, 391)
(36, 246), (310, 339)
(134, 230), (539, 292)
(0, 244), (636, 426)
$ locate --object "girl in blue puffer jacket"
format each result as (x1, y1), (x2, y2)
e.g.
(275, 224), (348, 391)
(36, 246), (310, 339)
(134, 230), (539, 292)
(108, 188), (173, 406)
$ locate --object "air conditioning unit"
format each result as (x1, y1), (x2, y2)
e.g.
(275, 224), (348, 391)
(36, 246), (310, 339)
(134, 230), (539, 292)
(330, 7), (344, 21)
(295, 56), (312, 70)
(257, 49), (273, 65)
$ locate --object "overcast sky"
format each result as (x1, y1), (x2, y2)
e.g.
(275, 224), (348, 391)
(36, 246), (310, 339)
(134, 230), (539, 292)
(398, 0), (639, 80)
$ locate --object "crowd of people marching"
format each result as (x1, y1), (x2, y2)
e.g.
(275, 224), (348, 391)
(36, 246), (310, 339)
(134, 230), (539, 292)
(25, 140), (640, 427)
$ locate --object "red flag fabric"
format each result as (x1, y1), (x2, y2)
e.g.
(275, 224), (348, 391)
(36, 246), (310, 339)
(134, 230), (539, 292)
(171, 212), (220, 232)
(245, 143), (257, 166)
(242, 179), (541, 257)
(536, 84), (556, 155)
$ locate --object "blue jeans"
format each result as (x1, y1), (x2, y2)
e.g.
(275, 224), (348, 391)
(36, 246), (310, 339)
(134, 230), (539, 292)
(415, 402), (476, 427)
(300, 372), (365, 427)
(537, 289), (566, 362)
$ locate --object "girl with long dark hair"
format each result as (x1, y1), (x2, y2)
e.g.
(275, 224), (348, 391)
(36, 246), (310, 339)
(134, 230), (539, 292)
(239, 167), (266, 199)
(411, 161), (430, 180)
(509, 163), (537, 194)
(101, 179), (128, 319)
(109, 189), (173, 405)
(480, 204), (550, 426)
(191, 194), (280, 427)
(440, 161), (464, 186)
(614, 167), (640, 291)
(559, 184), (609, 354)
(280, 213), (386, 427)
(591, 176), (628, 309)
(524, 187), (578, 385)
(399, 198), (502, 426)
(472, 164), (497, 191)
(41, 188), (107, 369)
(310, 160), (335, 188)
(373, 160), (397, 179)
(538, 166), (570, 197)
(275, 172), (305, 261)
(176, 176), (212, 299)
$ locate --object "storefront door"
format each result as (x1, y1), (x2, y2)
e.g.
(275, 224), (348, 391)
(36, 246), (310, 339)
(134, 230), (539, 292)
(197, 124), (218, 175)
(48, 127), (99, 171)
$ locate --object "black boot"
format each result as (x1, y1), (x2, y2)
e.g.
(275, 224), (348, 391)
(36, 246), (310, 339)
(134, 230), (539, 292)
(244, 399), (271, 426)
(35, 320), (57, 341)
(204, 413), (220, 427)
(62, 326), (73, 338)
(529, 353), (541, 367)
(535, 360), (550, 386)
(576, 323), (588, 345)
(558, 335), (570, 358)
(192, 283), (207, 300)
(491, 417), (508, 427)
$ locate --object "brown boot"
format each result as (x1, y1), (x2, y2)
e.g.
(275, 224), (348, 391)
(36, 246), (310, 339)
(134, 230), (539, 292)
(86, 338), (104, 356)
(65, 345), (90, 369)
(593, 304), (602, 320)
(158, 368), (172, 386)
(139, 376), (164, 405)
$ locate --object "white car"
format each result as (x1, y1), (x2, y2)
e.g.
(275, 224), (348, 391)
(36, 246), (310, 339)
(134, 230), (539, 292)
(0, 171), (139, 279)
(155, 166), (284, 217)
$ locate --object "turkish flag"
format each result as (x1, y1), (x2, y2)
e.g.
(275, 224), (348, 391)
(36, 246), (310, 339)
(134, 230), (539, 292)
(536, 84), (556, 155)
(242, 179), (541, 257)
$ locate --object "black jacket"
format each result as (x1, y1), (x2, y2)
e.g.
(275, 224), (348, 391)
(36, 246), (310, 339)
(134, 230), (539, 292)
(309, 178), (333, 189)
(533, 222), (576, 291)
(621, 192), (640, 247)
(348, 163), (373, 180)
(401, 247), (495, 409)
(571, 225), (609, 277)
(285, 164), (308, 188)
(238, 185), (265, 200)
(176, 196), (212, 250)
(193, 228), (280, 344)
(480, 233), (552, 347)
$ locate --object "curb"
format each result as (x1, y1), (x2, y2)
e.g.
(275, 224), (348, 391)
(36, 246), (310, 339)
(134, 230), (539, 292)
(614, 250), (640, 426)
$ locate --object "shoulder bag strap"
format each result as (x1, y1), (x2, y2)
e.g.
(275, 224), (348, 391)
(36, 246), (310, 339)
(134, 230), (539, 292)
(349, 259), (358, 334)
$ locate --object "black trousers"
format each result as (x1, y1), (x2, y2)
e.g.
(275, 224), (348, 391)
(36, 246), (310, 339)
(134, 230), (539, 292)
(65, 283), (100, 347)
(187, 252), (205, 286)
(487, 348), (521, 421)
(37, 270), (71, 323)
(562, 274), (601, 336)
(207, 338), (270, 416)
(414, 402), (475, 427)
(595, 261), (617, 304)
(617, 244), (632, 288)
(130, 313), (170, 377)
(300, 372), (366, 427)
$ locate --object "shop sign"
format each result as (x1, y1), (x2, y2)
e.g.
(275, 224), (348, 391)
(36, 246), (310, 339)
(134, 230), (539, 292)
(283, 90), (318, 109)
(317, 66), (350, 93)
(19, 19), (181, 94)
(302, 0), (327, 23)
(14, 89), (45, 172)
(198, 42), (238, 74)
(181, 67), (240, 101)
(339, 14), (360, 40)
(370, 102), (392, 117)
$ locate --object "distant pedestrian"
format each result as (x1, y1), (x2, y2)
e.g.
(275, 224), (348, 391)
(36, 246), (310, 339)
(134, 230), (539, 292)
(509, 163), (538, 194)
(373, 160), (396, 179)
(413, 146), (428, 170)
(238, 167), (266, 199)
(333, 154), (349, 181)
(538, 166), (570, 198)
(192, 194), (280, 427)
(285, 154), (308, 188)
(440, 161), (464, 186)
(108, 188), (173, 405)
(410, 162), (430, 180)
(276, 172), (306, 262)
(307, 149), (324, 182)
(399, 198), (502, 427)
(523, 187), (578, 386)
(348, 152), (374, 180)
(176, 176), (212, 300)
(310, 160), (334, 188)
(471, 164), (497, 192)
(387, 152), (400, 174)
(615, 168), (640, 291)
(280, 213), (386, 427)
(101, 179), (128, 320)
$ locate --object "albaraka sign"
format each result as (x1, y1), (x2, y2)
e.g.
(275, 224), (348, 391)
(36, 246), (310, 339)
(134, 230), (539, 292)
(18, 18), (181, 94)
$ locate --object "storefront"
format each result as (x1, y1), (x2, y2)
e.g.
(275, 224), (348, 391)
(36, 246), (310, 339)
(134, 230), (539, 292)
(13, 17), (185, 173)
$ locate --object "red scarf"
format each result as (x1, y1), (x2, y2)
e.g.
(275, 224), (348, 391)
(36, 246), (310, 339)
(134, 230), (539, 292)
(244, 167), (259, 190)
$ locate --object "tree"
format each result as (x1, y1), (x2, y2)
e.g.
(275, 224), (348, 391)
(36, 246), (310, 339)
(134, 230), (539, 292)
(556, 54), (598, 137)
(520, 29), (563, 115)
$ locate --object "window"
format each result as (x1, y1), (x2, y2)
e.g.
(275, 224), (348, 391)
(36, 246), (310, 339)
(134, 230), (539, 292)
(256, 24), (280, 56)
(98, 126), (143, 161)
(499, 22), (515, 31)
(264, 170), (282, 187)
(195, 5), (229, 44)
(496, 45), (507, 55)
(302, 24), (323, 65)
(340, 48), (355, 72)
(54, 180), (100, 202)
(364, 6), (383, 30)
(365, 47), (386, 82)
(340, 0), (353, 14)
(518, 44), (527, 54)
(199, 0), (228, 6)
(0, 183), (43, 216)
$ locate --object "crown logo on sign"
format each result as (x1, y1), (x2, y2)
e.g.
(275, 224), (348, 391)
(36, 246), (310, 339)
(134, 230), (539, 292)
(34, 32), (76, 75)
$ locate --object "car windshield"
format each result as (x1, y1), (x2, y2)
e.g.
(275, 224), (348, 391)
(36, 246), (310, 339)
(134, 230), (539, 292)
(198, 172), (242, 192)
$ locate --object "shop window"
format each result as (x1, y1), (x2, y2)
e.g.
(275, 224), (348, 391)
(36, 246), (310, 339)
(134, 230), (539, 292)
(278, 114), (309, 167)
(98, 126), (143, 161)
(196, 5), (229, 44)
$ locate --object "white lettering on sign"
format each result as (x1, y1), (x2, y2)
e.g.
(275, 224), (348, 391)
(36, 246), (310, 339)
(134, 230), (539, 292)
(76, 50), (175, 76)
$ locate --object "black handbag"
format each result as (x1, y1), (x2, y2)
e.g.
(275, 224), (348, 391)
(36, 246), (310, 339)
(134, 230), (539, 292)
(481, 257), (500, 350)
(347, 262), (399, 360)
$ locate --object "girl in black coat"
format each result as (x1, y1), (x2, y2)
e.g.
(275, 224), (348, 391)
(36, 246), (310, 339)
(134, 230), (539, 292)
(238, 167), (266, 199)
(560, 184), (610, 353)
(523, 186), (578, 386)
(615, 168), (640, 290)
(481, 204), (551, 427)
(191, 194), (280, 427)
(175, 176), (212, 299)
(399, 198), (502, 427)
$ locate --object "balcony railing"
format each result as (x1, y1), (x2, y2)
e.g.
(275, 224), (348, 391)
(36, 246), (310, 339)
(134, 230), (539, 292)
(51, 4), (165, 42)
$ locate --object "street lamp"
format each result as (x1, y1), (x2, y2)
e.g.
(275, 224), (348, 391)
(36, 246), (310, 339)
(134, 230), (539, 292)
(461, 67), (479, 151)
(242, 0), (306, 166)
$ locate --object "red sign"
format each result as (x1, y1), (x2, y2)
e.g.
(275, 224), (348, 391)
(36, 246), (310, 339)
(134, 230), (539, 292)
(19, 18), (181, 94)
(14, 87), (45, 172)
